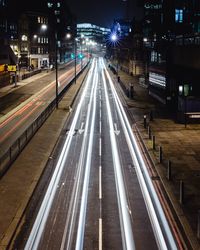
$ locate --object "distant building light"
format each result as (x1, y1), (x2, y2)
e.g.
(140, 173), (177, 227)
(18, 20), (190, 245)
(149, 72), (166, 88)
(22, 35), (28, 41)
(175, 9), (183, 23)
(66, 33), (71, 39)
(47, 2), (53, 8)
(179, 85), (183, 95)
(41, 24), (47, 30)
(143, 37), (148, 42)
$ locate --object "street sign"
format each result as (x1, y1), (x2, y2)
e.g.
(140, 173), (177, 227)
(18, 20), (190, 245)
(8, 65), (17, 72)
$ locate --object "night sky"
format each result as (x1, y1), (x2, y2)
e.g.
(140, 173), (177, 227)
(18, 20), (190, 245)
(67, 0), (143, 28)
(8, 0), (143, 29)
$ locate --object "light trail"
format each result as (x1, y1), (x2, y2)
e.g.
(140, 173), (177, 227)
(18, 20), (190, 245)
(101, 58), (177, 250)
(101, 60), (136, 250)
(61, 60), (98, 250)
(0, 60), (87, 143)
(24, 60), (95, 250)
(75, 60), (98, 250)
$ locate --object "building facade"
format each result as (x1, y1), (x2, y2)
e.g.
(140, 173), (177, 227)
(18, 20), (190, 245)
(77, 23), (110, 44)
(47, 0), (76, 63)
(143, 0), (200, 119)
(18, 12), (49, 69)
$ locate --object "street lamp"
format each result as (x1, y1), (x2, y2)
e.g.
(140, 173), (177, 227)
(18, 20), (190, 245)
(55, 31), (59, 108)
(66, 33), (77, 84)
(110, 33), (119, 74)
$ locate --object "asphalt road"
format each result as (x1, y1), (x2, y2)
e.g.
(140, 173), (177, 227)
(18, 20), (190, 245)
(17, 58), (180, 250)
(0, 59), (87, 154)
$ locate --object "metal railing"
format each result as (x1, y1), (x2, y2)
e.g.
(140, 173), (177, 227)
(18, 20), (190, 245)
(0, 63), (89, 178)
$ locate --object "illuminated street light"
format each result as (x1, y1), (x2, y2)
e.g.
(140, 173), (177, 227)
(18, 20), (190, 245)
(66, 33), (71, 39)
(41, 24), (47, 31)
(111, 33), (118, 42)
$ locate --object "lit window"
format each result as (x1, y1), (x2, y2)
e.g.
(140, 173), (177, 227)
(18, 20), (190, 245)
(22, 35), (28, 41)
(48, 2), (53, 8)
(175, 9), (183, 23)
(55, 10), (60, 15)
(57, 2), (60, 7)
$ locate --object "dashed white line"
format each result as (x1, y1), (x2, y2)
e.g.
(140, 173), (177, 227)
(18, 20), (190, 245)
(99, 137), (102, 156)
(99, 166), (102, 199)
(99, 121), (102, 134)
(99, 218), (102, 250)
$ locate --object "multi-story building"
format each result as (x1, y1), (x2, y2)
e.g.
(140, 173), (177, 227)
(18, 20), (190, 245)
(111, 19), (132, 39)
(77, 23), (110, 44)
(47, 0), (76, 63)
(143, 0), (200, 119)
(18, 12), (49, 69)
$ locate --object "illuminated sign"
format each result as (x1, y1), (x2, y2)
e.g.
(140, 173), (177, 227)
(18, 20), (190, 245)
(189, 114), (200, 118)
(149, 72), (166, 88)
(144, 4), (162, 9)
(8, 65), (17, 72)
(0, 64), (4, 72)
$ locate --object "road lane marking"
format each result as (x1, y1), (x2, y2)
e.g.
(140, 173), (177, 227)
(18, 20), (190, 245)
(99, 121), (101, 134)
(78, 122), (85, 134)
(99, 166), (102, 199)
(99, 137), (102, 156)
(75, 60), (98, 250)
(101, 60), (136, 250)
(99, 218), (102, 250)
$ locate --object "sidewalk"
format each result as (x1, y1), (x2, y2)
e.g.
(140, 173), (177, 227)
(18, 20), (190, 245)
(0, 67), (89, 250)
(0, 70), (51, 98)
(113, 67), (200, 249)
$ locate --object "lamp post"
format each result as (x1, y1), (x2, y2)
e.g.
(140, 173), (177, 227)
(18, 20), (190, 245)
(74, 38), (77, 84)
(110, 33), (119, 75)
(66, 33), (77, 85)
(55, 31), (58, 108)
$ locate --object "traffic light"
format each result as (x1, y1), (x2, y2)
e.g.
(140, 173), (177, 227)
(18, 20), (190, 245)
(71, 53), (75, 59)
(78, 54), (83, 59)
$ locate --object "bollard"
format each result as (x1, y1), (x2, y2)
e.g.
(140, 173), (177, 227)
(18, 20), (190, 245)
(152, 135), (155, 150)
(144, 115), (147, 129)
(129, 84), (134, 99)
(149, 110), (153, 121)
(179, 180), (184, 205)
(159, 146), (163, 163)
(117, 76), (120, 82)
(197, 210), (200, 239)
(148, 125), (151, 139)
(167, 160), (172, 180)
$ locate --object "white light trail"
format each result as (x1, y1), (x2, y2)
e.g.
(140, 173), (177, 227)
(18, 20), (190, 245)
(25, 60), (96, 250)
(62, 61), (98, 250)
(101, 58), (177, 250)
(75, 60), (98, 250)
(101, 61), (136, 250)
